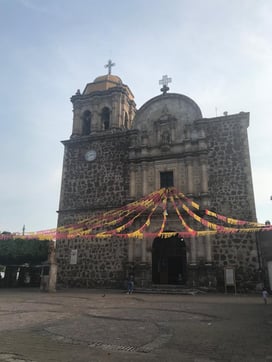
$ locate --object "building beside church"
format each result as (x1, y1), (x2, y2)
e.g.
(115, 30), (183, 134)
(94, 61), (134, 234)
(56, 63), (258, 290)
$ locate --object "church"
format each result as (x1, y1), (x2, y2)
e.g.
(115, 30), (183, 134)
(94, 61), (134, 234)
(56, 61), (258, 290)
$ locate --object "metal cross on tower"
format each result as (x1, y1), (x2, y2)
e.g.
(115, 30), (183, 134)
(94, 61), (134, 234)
(104, 59), (115, 75)
(159, 75), (172, 94)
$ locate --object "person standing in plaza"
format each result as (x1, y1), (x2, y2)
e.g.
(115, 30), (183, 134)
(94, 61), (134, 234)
(262, 288), (268, 304)
(127, 274), (134, 294)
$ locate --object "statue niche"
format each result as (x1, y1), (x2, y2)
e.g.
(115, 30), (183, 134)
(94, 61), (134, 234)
(161, 130), (171, 145)
(154, 107), (177, 149)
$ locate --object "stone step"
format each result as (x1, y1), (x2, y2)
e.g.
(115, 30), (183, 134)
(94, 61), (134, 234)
(133, 285), (206, 295)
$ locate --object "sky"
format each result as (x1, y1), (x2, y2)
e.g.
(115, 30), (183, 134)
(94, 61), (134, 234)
(0, 0), (271, 233)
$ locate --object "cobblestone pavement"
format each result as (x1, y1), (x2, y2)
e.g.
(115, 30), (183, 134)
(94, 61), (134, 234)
(0, 289), (271, 361)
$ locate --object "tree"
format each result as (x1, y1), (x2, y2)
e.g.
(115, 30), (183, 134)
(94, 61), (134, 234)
(0, 239), (49, 265)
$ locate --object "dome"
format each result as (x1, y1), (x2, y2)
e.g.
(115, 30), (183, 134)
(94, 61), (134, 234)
(94, 74), (122, 84)
(133, 93), (202, 130)
(83, 74), (123, 94)
(132, 93), (202, 147)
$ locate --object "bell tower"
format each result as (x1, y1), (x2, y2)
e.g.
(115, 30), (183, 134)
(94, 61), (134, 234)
(58, 62), (136, 226)
(70, 61), (136, 137)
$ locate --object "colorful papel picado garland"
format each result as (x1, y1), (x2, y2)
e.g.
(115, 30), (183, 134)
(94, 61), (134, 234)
(2, 188), (271, 240)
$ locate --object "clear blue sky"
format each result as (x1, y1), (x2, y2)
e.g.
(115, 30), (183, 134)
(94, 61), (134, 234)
(0, 0), (271, 232)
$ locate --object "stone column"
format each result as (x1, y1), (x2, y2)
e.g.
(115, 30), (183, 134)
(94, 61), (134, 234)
(134, 165), (141, 199)
(112, 95), (122, 128)
(197, 236), (205, 260)
(190, 237), (197, 264)
(119, 95), (125, 128)
(128, 239), (134, 262)
(141, 239), (147, 263)
(205, 235), (212, 264)
(142, 163), (148, 195)
(111, 96), (118, 128)
(186, 157), (194, 194)
(200, 156), (208, 194)
(48, 264), (58, 292)
(48, 240), (57, 292)
(92, 106), (99, 131)
(72, 108), (81, 136)
(129, 105), (134, 128)
(129, 165), (136, 199)
(146, 239), (152, 263)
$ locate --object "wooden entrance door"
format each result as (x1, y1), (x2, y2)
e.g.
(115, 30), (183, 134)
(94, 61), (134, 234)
(152, 235), (187, 284)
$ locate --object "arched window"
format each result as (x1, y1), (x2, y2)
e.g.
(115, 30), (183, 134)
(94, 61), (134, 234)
(160, 171), (173, 188)
(82, 110), (92, 135)
(101, 107), (110, 130)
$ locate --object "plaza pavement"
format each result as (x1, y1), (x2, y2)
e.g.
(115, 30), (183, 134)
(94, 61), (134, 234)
(0, 288), (271, 362)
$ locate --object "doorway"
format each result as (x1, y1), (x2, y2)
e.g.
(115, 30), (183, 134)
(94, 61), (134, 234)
(152, 235), (187, 284)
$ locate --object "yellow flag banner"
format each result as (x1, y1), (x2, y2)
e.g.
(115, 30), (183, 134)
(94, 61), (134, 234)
(2, 187), (272, 240)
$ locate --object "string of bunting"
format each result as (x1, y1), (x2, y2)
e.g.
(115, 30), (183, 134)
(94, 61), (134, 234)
(2, 187), (271, 240)
(177, 191), (261, 227)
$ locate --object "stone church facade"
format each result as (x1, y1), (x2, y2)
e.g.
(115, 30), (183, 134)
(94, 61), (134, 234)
(56, 69), (258, 290)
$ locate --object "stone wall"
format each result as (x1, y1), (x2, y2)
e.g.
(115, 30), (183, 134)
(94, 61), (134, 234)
(212, 233), (258, 290)
(58, 130), (130, 226)
(56, 236), (128, 288)
(200, 113), (256, 221)
(125, 233), (258, 290)
(57, 89), (258, 290)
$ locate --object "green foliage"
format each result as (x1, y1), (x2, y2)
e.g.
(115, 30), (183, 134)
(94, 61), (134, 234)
(0, 239), (49, 265)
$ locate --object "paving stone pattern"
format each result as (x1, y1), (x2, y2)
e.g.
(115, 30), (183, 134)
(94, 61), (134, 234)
(0, 290), (272, 361)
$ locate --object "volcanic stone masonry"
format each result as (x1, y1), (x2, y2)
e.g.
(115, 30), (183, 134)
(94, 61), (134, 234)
(56, 72), (258, 291)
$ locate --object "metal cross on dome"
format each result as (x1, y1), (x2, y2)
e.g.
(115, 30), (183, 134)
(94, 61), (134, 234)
(104, 59), (115, 75)
(159, 75), (172, 95)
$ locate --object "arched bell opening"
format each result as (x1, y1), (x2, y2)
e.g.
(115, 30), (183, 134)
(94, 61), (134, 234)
(152, 235), (187, 285)
(82, 110), (92, 135)
(101, 107), (110, 130)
